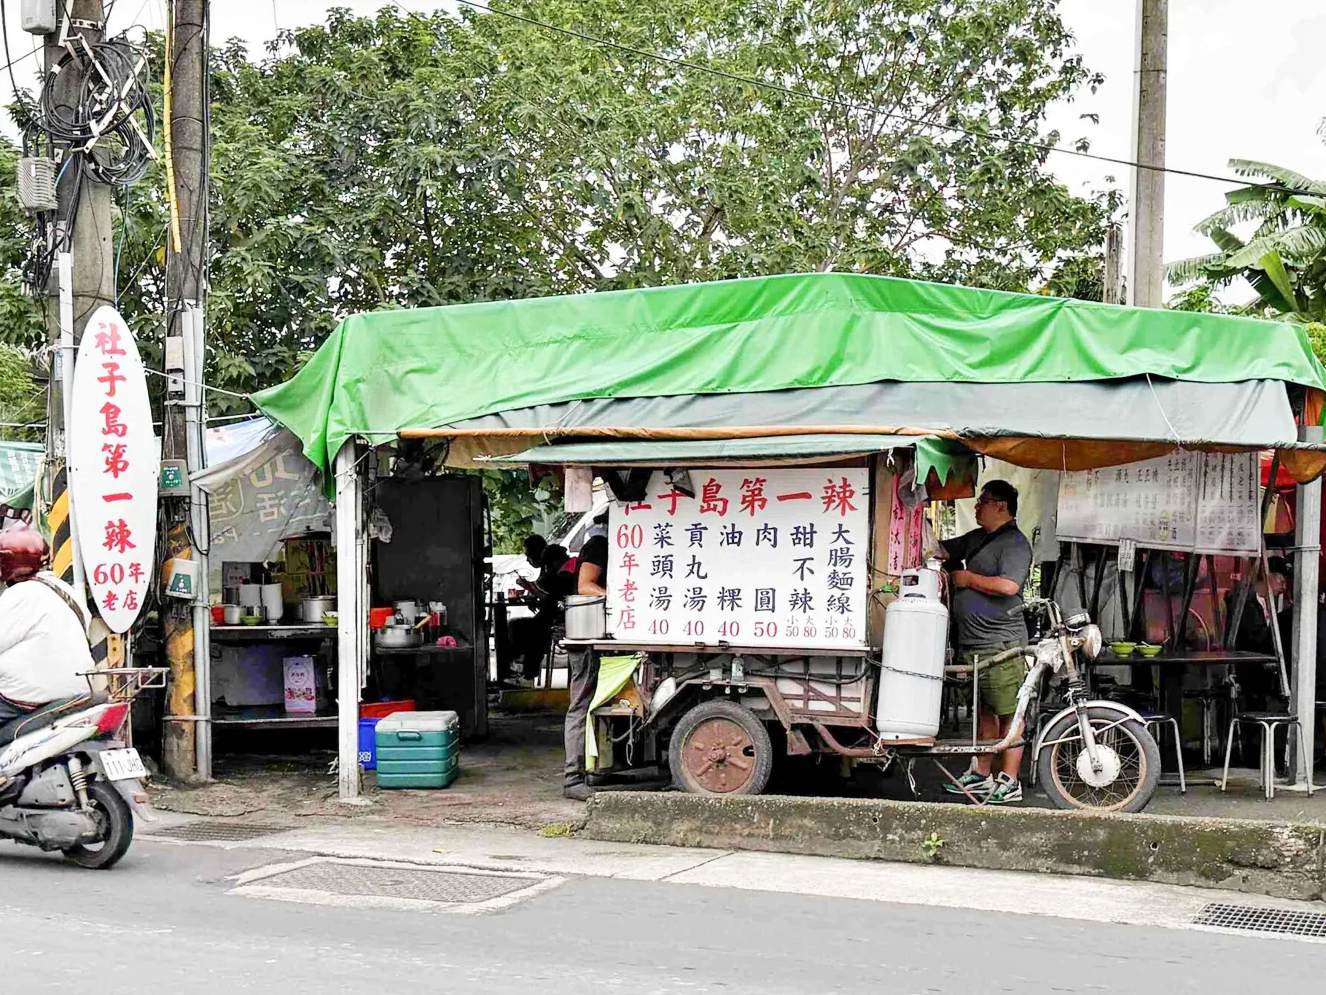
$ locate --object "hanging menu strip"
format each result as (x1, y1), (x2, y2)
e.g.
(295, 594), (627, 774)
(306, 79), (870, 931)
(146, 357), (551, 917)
(1056, 452), (1259, 555)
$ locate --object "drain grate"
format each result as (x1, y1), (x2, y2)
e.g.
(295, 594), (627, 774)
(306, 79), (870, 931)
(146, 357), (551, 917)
(1193, 903), (1326, 938)
(150, 821), (286, 842)
(253, 861), (539, 904)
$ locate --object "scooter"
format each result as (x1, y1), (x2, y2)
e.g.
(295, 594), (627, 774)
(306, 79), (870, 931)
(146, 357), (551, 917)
(0, 668), (164, 869)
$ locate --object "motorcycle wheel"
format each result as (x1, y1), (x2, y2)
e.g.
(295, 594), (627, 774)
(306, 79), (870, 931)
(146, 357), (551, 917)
(63, 780), (134, 870)
(1036, 705), (1161, 814)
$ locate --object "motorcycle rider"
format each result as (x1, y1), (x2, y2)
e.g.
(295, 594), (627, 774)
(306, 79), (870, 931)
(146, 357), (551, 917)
(0, 530), (95, 725)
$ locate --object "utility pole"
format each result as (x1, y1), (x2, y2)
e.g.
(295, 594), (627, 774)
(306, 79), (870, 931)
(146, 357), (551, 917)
(162, 0), (210, 781)
(42, 1), (112, 593)
(1125, 0), (1168, 308)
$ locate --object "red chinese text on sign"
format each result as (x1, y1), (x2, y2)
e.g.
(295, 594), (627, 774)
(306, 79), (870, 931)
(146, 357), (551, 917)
(68, 306), (158, 633)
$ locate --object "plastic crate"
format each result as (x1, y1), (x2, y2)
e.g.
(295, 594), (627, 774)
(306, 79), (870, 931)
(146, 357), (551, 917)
(360, 699), (416, 720)
(357, 718), (380, 770)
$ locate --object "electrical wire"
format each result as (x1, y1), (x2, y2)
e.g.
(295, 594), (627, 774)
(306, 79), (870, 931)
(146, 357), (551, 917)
(35, 33), (156, 185)
(394, 0), (1321, 199)
(141, 366), (253, 403)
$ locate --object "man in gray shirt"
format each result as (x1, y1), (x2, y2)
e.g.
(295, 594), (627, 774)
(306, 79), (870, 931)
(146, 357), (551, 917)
(938, 480), (1033, 804)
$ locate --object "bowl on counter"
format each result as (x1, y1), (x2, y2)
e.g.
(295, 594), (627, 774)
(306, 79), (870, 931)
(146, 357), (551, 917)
(241, 614), (262, 626)
(1109, 641), (1136, 657)
(322, 611), (339, 627)
(1136, 643), (1162, 657)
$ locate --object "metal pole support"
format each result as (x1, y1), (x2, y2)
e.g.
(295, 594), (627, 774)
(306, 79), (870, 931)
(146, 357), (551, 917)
(1292, 426), (1322, 788)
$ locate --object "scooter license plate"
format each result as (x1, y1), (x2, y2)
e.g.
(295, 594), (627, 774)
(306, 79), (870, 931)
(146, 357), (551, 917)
(100, 748), (147, 781)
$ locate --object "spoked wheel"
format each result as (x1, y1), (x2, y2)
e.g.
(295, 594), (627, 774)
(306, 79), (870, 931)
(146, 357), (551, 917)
(1037, 705), (1161, 813)
(669, 700), (774, 796)
(63, 780), (134, 869)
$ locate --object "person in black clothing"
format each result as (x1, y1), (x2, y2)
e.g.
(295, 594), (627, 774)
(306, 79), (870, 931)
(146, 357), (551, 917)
(503, 535), (570, 683)
(564, 513), (609, 800)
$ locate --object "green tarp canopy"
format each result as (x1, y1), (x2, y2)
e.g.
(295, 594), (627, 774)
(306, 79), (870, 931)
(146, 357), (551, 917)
(0, 440), (42, 511)
(252, 272), (1326, 479)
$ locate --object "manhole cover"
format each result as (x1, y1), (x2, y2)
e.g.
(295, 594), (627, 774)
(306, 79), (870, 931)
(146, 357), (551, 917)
(150, 822), (286, 842)
(1193, 903), (1326, 938)
(252, 861), (539, 904)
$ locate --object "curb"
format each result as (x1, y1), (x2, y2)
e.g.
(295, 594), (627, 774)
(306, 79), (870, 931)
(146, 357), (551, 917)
(582, 792), (1326, 902)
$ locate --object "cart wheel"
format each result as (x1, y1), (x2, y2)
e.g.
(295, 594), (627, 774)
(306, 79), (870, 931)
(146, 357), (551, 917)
(669, 700), (773, 796)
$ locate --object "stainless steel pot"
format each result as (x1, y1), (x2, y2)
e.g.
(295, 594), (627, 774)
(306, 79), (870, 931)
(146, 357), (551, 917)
(564, 594), (607, 640)
(375, 624), (423, 649)
(300, 595), (336, 624)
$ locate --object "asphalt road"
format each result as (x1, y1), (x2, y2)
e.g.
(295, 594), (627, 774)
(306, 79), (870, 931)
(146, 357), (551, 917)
(3, 839), (1324, 994)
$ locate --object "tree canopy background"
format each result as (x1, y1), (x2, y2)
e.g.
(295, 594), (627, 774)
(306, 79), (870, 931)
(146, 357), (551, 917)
(0, 1), (1118, 547)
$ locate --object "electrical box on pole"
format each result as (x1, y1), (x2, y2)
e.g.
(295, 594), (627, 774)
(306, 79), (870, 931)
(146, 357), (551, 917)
(21, 0), (58, 34)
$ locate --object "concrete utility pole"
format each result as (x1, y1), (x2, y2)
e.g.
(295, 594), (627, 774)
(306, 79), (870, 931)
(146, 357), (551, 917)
(162, 0), (210, 781)
(1125, 0), (1168, 308)
(43, 1), (112, 592)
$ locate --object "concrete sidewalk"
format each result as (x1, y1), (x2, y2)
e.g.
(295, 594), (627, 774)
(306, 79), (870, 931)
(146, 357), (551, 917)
(135, 810), (1326, 939)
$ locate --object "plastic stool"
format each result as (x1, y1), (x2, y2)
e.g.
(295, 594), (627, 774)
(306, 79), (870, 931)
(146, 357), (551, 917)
(1140, 712), (1186, 794)
(1221, 713), (1315, 800)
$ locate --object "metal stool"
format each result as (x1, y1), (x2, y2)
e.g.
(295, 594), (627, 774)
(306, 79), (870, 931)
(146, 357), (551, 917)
(1221, 713), (1315, 800)
(1139, 712), (1186, 793)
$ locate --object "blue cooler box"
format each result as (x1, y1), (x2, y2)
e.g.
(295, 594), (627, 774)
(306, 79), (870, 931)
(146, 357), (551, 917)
(374, 711), (460, 789)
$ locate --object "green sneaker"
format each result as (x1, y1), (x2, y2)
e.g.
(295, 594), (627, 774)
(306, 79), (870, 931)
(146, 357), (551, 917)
(943, 771), (994, 796)
(985, 772), (1023, 805)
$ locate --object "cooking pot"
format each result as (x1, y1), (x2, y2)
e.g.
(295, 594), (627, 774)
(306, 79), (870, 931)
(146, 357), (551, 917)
(300, 595), (337, 624)
(565, 594), (607, 640)
(375, 624), (424, 649)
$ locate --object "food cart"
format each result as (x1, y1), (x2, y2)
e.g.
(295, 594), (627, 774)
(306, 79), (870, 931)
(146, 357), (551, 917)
(249, 272), (1326, 803)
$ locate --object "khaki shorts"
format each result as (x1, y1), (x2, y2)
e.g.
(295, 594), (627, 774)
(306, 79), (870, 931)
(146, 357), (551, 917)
(958, 643), (1026, 717)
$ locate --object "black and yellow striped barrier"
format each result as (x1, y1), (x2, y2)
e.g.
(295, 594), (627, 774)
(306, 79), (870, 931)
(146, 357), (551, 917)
(46, 465), (76, 586)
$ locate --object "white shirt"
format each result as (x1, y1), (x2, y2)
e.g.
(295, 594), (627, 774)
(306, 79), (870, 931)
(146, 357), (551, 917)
(0, 573), (95, 707)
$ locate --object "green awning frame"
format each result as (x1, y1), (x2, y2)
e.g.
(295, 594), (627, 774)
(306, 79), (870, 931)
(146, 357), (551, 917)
(490, 433), (978, 486)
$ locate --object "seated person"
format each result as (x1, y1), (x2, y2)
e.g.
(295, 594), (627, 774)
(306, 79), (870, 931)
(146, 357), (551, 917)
(0, 531), (95, 724)
(508, 541), (572, 683)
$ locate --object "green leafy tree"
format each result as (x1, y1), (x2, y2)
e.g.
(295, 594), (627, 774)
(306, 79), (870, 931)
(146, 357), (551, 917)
(455, 0), (1110, 289)
(0, 342), (43, 441)
(1168, 159), (1326, 322)
(17, 3), (1111, 406)
(0, 138), (45, 350)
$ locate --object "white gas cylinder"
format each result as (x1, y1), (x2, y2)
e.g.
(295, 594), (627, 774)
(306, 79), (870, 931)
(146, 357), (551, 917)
(876, 569), (948, 741)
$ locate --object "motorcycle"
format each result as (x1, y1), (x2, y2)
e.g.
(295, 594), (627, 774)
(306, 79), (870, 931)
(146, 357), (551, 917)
(0, 668), (165, 869)
(1023, 599), (1162, 812)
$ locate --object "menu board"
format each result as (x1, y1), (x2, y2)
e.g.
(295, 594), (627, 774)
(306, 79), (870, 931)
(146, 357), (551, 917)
(1056, 452), (1259, 554)
(605, 468), (870, 650)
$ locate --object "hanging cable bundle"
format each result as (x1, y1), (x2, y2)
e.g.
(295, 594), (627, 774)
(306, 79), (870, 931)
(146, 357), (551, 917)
(31, 32), (156, 186)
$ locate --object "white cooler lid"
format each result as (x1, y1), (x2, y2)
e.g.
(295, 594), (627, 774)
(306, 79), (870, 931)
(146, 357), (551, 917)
(376, 710), (460, 733)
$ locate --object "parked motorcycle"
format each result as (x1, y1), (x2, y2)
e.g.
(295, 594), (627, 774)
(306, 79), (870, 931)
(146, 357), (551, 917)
(0, 668), (164, 868)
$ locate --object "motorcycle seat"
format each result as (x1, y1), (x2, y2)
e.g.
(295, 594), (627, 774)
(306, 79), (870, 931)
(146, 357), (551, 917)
(0, 696), (98, 747)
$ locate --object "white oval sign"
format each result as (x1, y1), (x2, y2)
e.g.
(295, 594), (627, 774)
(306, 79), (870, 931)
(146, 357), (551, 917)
(68, 306), (158, 633)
